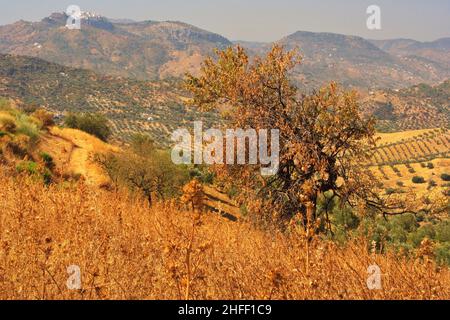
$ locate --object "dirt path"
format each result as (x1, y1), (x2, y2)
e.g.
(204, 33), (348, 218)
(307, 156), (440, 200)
(38, 127), (117, 186)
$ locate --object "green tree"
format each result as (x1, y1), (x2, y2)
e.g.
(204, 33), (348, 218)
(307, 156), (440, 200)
(64, 112), (111, 141)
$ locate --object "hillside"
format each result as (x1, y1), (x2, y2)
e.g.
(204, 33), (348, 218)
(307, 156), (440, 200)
(1, 166), (449, 300)
(1, 91), (449, 301)
(370, 38), (450, 70)
(0, 54), (221, 144)
(1, 53), (449, 144)
(39, 126), (119, 187)
(0, 12), (231, 80)
(362, 80), (450, 132)
(370, 128), (449, 198)
(1, 13), (449, 90)
(277, 31), (450, 90)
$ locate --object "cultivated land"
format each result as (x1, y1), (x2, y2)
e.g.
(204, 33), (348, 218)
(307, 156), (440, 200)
(370, 128), (450, 196)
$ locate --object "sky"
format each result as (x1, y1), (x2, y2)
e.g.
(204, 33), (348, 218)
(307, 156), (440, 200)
(0, 0), (449, 42)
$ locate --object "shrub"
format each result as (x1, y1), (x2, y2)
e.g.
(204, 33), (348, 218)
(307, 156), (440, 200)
(408, 224), (436, 247)
(32, 109), (55, 128)
(96, 148), (189, 203)
(428, 180), (437, 189)
(385, 188), (397, 195)
(130, 133), (155, 156)
(16, 161), (38, 175)
(435, 243), (450, 266)
(427, 163), (435, 169)
(40, 152), (55, 169)
(412, 176), (425, 184)
(64, 113), (111, 141)
(0, 113), (17, 133)
(6, 135), (30, 157)
(441, 173), (450, 182)
(15, 114), (41, 144)
(16, 160), (52, 185)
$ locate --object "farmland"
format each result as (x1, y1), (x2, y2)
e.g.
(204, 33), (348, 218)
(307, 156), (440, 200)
(370, 128), (450, 196)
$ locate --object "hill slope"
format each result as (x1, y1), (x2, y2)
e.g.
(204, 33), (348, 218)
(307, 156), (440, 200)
(362, 80), (450, 132)
(370, 38), (450, 70)
(0, 53), (220, 144)
(0, 12), (231, 80)
(1, 166), (449, 299)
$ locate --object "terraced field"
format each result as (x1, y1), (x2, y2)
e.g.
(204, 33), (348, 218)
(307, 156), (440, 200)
(371, 128), (450, 166)
(369, 128), (450, 196)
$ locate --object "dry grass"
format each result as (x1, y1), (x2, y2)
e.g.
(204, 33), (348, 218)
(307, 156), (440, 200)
(0, 167), (449, 300)
(38, 127), (119, 187)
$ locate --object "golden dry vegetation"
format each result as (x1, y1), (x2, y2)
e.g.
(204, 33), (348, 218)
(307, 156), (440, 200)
(38, 127), (119, 187)
(0, 167), (449, 300)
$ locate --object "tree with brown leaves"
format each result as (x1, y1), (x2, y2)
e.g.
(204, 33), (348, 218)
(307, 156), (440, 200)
(185, 45), (408, 230)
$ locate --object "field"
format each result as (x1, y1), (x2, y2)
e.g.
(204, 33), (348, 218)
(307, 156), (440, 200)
(370, 128), (450, 196)
(0, 168), (449, 300)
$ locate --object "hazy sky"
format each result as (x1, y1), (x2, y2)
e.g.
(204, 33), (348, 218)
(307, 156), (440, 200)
(0, 0), (449, 42)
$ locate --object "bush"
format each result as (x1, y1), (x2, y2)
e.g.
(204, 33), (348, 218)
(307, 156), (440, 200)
(16, 160), (52, 185)
(441, 173), (450, 182)
(64, 113), (111, 141)
(428, 180), (437, 189)
(408, 224), (436, 247)
(96, 148), (189, 203)
(16, 161), (38, 175)
(32, 109), (54, 128)
(40, 152), (55, 169)
(435, 243), (450, 266)
(385, 188), (397, 195)
(427, 163), (435, 169)
(0, 114), (17, 133)
(412, 176), (426, 184)
(6, 135), (30, 157)
(15, 114), (40, 142)
(130, 133), (155, 156)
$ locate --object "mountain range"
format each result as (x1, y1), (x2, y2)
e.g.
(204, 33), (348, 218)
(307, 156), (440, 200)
(0, 12), (449, 90)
